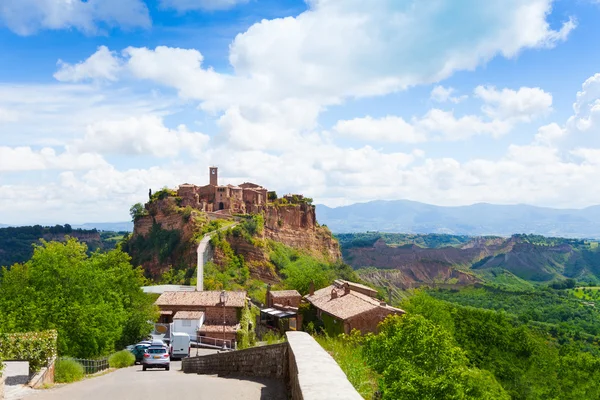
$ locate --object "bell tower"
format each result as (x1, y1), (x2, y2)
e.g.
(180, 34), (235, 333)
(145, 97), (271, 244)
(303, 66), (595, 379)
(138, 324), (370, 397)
(209, 166), (218, 186)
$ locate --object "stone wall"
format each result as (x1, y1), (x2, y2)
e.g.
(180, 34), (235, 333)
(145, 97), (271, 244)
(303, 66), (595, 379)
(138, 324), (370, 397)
(182, 332), (363, 400)
(347, 307), (397, 334)
(204, 307), (238, 325)
(183, 342), (288, 379)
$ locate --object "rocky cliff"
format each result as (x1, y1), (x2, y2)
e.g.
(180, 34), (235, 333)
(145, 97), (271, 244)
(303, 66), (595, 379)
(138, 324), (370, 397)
(124, 195), (341, 282)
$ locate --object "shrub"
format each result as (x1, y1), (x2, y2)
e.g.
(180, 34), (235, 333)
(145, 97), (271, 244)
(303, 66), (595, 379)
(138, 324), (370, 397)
(55, 359), (84, 383)
(263, 331), (283, 345)
(108, 350), (135, 368)
(0, 330), (58, 372)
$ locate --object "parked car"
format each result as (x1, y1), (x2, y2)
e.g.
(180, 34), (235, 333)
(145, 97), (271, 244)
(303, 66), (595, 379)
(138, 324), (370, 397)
(131, 342), (151, 364)
(142, 345), (170, 371)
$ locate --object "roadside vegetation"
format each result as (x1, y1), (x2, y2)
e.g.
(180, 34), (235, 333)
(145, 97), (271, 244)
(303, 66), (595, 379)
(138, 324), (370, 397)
(108, 350), (135, 368)
(0, 238), (158, 358)
(54, 359), (85, 383)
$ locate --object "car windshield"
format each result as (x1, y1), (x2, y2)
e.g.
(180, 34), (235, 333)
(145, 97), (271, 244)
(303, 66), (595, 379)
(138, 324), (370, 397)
(148, 347), (167, 354)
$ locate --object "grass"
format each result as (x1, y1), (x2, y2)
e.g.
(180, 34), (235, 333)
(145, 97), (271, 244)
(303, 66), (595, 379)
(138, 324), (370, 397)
(54, 359), (84, 383)
(569, 287), (600, 301)
(263, 331), (285, 345)
(315, 335), (379, 399)
(108, 350), (135, 368)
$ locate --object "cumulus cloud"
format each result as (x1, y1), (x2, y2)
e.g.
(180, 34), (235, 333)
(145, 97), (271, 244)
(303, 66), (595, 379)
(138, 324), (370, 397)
(0, 0), (150, 35)
(333, 116), (425, 143)
(430, 86), (467, 104)
(77, 1), (574, 108)
(159, 0), (249, 11)
(54, 46), (122, 82)
(74, 115), (210, 158)
(0, 146), (108, 172)
(475, 85), (553, 122)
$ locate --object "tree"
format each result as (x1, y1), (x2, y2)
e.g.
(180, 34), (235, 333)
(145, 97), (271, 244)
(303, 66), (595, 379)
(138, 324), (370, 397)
(0, 238), (157, 358)
(362, 314), (509, 400)
(129, 203), (148, 222)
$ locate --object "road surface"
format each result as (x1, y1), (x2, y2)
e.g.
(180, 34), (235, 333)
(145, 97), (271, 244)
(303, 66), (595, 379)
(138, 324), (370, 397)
(19, 360), (287, 400)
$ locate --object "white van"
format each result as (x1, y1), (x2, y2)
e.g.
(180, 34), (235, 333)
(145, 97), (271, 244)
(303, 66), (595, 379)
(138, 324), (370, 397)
(169, 332), (191, 360)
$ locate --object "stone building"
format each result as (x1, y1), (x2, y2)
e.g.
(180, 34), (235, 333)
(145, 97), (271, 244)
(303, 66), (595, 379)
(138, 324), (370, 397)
(261, 288), (302, 334)
(266, 288), (302, 308)
(155, 290), (247, 345)
(178, 167), (268, 214)
(304, 280), (405, 335)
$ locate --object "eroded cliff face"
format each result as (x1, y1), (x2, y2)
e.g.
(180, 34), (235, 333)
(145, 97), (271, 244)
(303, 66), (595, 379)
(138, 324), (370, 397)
(127, 197), (201, 279)
(126, 197), (341, 281)
(263, 203), (341, 262)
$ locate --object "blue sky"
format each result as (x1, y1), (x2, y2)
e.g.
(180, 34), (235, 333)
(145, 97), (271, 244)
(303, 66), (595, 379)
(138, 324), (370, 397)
(1, 0), (600, 224)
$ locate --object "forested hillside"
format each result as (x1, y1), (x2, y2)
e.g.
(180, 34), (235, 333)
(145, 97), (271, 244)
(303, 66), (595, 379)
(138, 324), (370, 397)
(0, 225), (126, 268)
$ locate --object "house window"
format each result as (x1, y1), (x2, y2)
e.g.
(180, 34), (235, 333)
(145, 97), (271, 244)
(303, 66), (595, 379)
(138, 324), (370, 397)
(182, 320), (192, 327)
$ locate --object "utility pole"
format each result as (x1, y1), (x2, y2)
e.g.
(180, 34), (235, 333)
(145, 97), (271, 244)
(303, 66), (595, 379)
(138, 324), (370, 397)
(220, 290), (228, 350)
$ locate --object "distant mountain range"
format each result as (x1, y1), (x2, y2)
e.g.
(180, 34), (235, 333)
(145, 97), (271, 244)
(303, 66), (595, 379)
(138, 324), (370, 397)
(316, 200), (600, 238)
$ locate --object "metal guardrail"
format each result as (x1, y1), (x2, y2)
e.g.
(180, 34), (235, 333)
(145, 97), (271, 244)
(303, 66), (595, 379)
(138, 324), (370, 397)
(193, 335), (234, 350)
(61, 357), (109, 375)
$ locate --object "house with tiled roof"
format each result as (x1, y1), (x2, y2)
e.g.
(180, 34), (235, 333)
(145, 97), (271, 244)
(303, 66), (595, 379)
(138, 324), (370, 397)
(304, 280), (405, 335)
(260, 287), (303, 333)
(155, 290), (247, 345)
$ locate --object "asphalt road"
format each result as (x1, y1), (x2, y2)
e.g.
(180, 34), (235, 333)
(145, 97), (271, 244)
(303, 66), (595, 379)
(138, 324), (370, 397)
(20, 360), (287, 400)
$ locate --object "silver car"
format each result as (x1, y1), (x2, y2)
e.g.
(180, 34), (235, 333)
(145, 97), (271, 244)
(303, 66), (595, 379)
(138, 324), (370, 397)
(142, 346), (170, 371)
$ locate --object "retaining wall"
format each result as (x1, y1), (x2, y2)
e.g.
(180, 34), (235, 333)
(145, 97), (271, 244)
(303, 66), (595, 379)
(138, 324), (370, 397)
(182, 331), (362, 399)
(183, 342), (288, 379)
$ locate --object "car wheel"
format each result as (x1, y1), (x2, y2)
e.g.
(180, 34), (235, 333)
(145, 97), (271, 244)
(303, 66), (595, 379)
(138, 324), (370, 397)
(165, 366), (170, 371)
(142, 365), (147, 371)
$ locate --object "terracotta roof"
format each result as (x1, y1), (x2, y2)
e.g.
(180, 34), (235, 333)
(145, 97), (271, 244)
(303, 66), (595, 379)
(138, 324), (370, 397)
(199, 324), (241, 333)
(173, 311), (205, 320)
(155, 291), (246, 308)
(269, 290), (301, 298)
(305, 285), (404, 321)
(334, 280), (378, 296)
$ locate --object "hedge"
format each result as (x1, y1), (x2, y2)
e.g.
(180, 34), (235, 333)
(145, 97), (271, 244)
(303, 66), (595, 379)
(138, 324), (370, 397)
(0, 330), (58, 372)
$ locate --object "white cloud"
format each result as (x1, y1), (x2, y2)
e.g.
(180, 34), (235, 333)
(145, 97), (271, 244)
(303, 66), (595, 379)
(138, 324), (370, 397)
(74, 115), (210, 158)
(0, 146), (108, 172)
(333, 116), (425, 143)
(159, 0), (249, 11)
(0, 107), (19, 123)
(54, 46), (122, 82)
(0, 84), (175, 146)
(534, 123), (566, 145)
(430, 86), (467, 104)
(475, 85), (553, 122)
(0, 0), (150, 35)
(333, 108), (510, 143)
(87, 0), (575, 111)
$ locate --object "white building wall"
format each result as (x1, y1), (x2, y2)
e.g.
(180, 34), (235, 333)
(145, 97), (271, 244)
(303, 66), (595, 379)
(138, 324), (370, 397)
(172, 314), (205, 338)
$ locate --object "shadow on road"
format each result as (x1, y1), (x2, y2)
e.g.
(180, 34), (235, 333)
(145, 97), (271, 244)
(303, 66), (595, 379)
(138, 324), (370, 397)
(211, 376), (288, 400)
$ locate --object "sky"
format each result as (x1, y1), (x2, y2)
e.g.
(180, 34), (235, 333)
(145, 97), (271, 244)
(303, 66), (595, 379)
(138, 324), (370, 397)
(2, 0), (600, 225)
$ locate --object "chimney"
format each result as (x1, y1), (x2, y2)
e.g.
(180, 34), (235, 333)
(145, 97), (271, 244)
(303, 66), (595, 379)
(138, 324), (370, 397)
(344, 283), (350, 295)
(266, 284), (272, 308)
(309, 281), (315, 296)
(331, 289), (338, 300)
